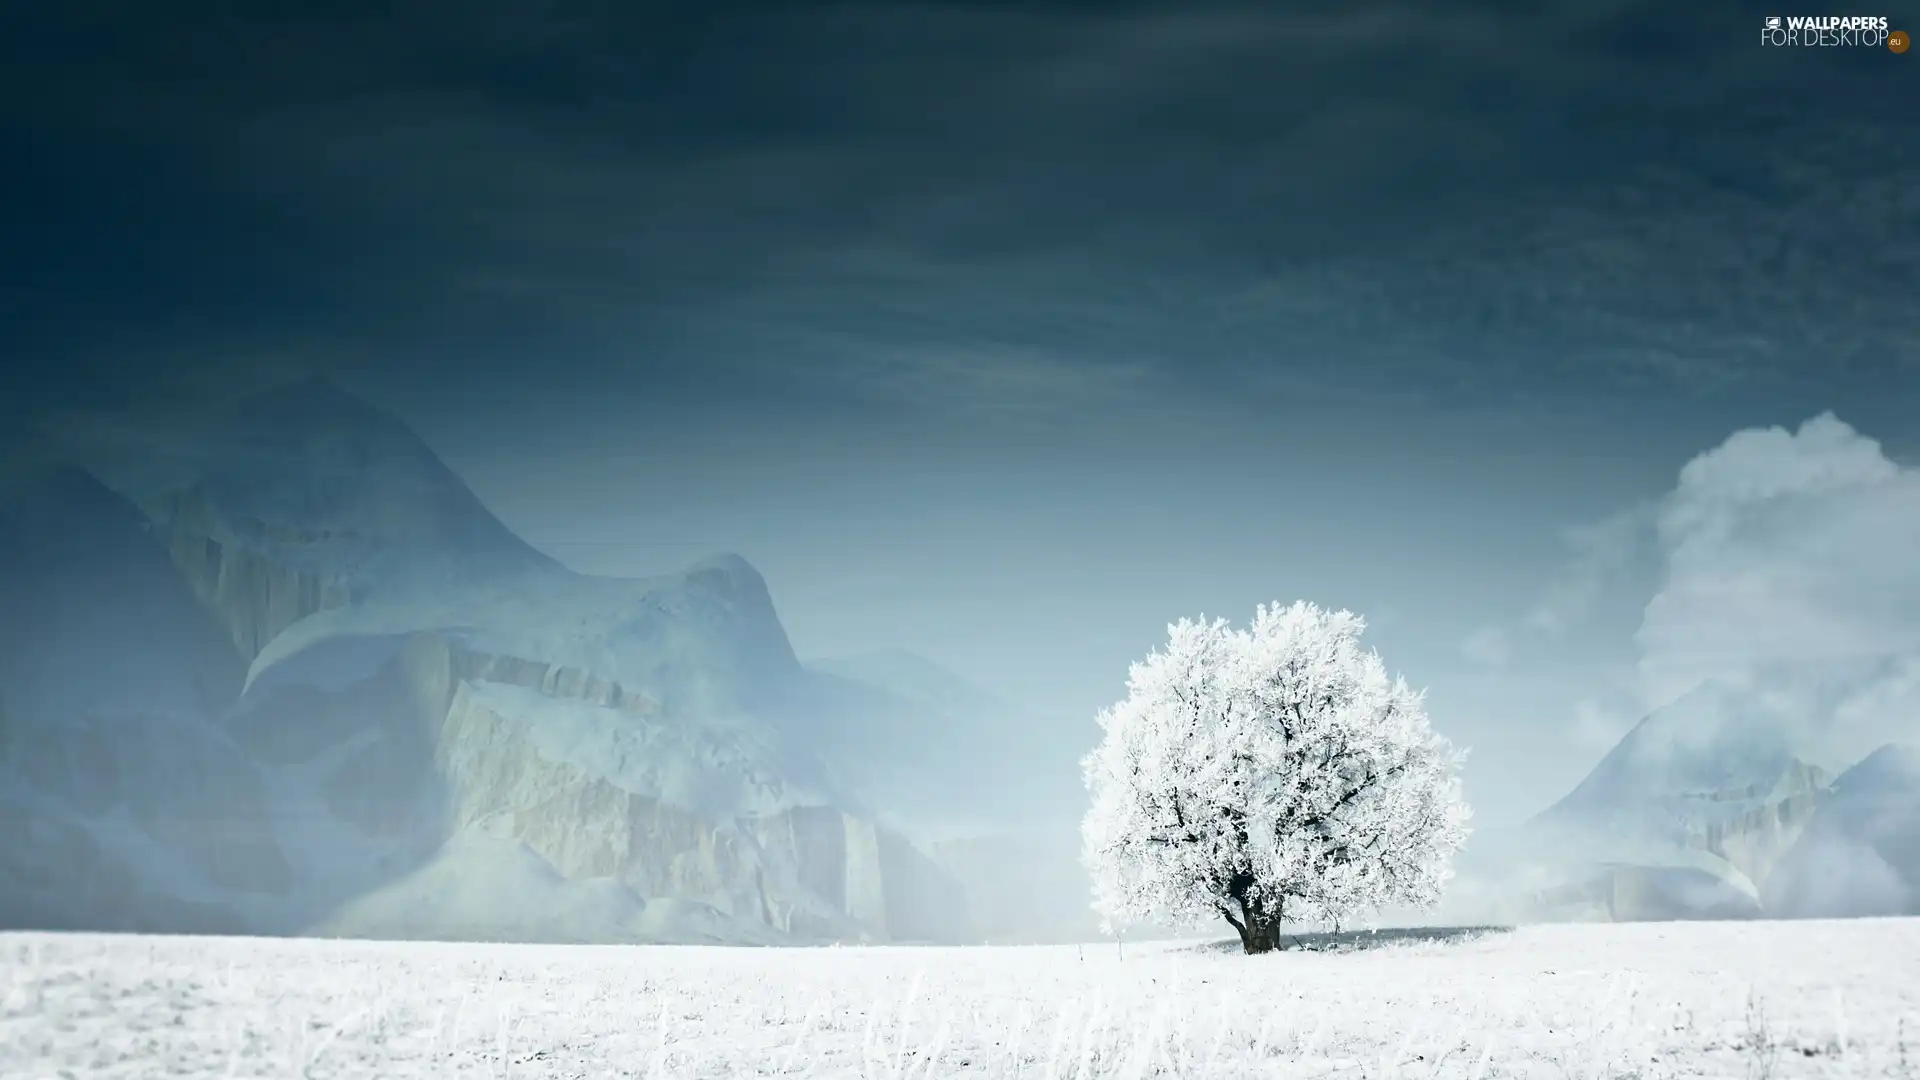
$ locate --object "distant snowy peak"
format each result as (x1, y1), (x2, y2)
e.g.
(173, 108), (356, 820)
(35, 379), (816, 711)
(606, 552), (804, 698)
(1536, 681), (1818, 829)
(1834, 741), (1920, 794)
(47, 379), (804, 704)
(680, 553), (785, 621)
(66, 376), (553, 582)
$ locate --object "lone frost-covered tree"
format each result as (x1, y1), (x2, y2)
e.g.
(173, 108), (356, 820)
(1081, 602), (1471, 954)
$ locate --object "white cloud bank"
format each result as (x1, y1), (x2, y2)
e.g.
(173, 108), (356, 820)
(1634, 413), (1920, 764)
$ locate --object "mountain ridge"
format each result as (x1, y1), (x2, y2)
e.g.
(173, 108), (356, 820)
(1488, 680), (1916, 923)
(0, 377), (989, 945)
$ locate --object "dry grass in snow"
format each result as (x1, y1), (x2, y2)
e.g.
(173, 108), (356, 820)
(4, 919), (1919, 1078)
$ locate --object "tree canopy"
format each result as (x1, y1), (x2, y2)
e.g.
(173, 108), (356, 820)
(1081, 602), (1471, 953)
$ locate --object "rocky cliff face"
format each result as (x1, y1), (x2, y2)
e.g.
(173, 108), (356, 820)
(157, 488), (355, 661)
(1677, 763), (1829, 892)
(1764, 743), (1920, 917)
(420, 634), (971, 942)
(432, 676), (831, 934)
(218, 625), (978, 943)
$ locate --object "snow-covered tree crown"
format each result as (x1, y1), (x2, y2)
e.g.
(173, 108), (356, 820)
(1081, 602), (1471, 941)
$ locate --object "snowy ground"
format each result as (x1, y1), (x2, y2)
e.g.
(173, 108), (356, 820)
(5, 920), (1919, 1079)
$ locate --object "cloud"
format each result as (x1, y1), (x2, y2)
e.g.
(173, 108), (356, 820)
(1522, 506), (1653, 635)
(1637, 415), (1920, 677)
(1508, 413), (1920, 763)
(1458, 626), (1512, 670)
(1450, 502), (1652, 687)
(7, 0), (1915, 427)
(1569, 698), (1636, 754)
(1631, 413), (1920, 762)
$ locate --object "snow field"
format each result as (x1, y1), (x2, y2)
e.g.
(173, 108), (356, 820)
(4, 919), (1919, 1079)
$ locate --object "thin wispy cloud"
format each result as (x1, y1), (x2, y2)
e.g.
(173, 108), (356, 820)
(1522, 506), (1654, 635)
(820, 342), (1154, 414)
(1458, 626), (1513, 670)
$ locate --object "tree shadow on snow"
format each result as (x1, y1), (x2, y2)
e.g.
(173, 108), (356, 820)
(1180, 924), (1513, 955)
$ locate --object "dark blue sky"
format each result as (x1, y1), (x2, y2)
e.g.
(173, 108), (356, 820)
(3, 1), (1916, 822)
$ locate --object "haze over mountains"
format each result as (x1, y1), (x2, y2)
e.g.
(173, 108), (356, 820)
(1, 378), (1914, 944)
(1451, 681), (1918, 926)
(0, 379), (1087, 943)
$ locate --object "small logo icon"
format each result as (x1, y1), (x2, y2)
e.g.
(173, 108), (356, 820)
(1765, 16), (1782, 29)
(1892, 29), (1911, 51)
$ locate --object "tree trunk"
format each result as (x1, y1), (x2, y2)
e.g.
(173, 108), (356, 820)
(1229, 890), (1285, 954)
(1238, 915), (1283, 954)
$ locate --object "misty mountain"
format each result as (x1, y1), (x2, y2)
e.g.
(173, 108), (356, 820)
(1473, 681), (1920, 923)
(25, 376), (1907, 944)
(1533, 682), (1825, 866)
(1765, 742), (1920, 918)
(1, 378), (1053, 945)
(1537, 683), (1813, 825)
(0, 466), (285, 932)
(0, 464), (244, 722)
(77, 376), (554, 581)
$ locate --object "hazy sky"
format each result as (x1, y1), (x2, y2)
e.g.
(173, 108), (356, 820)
(4, 1), (1916, 825)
